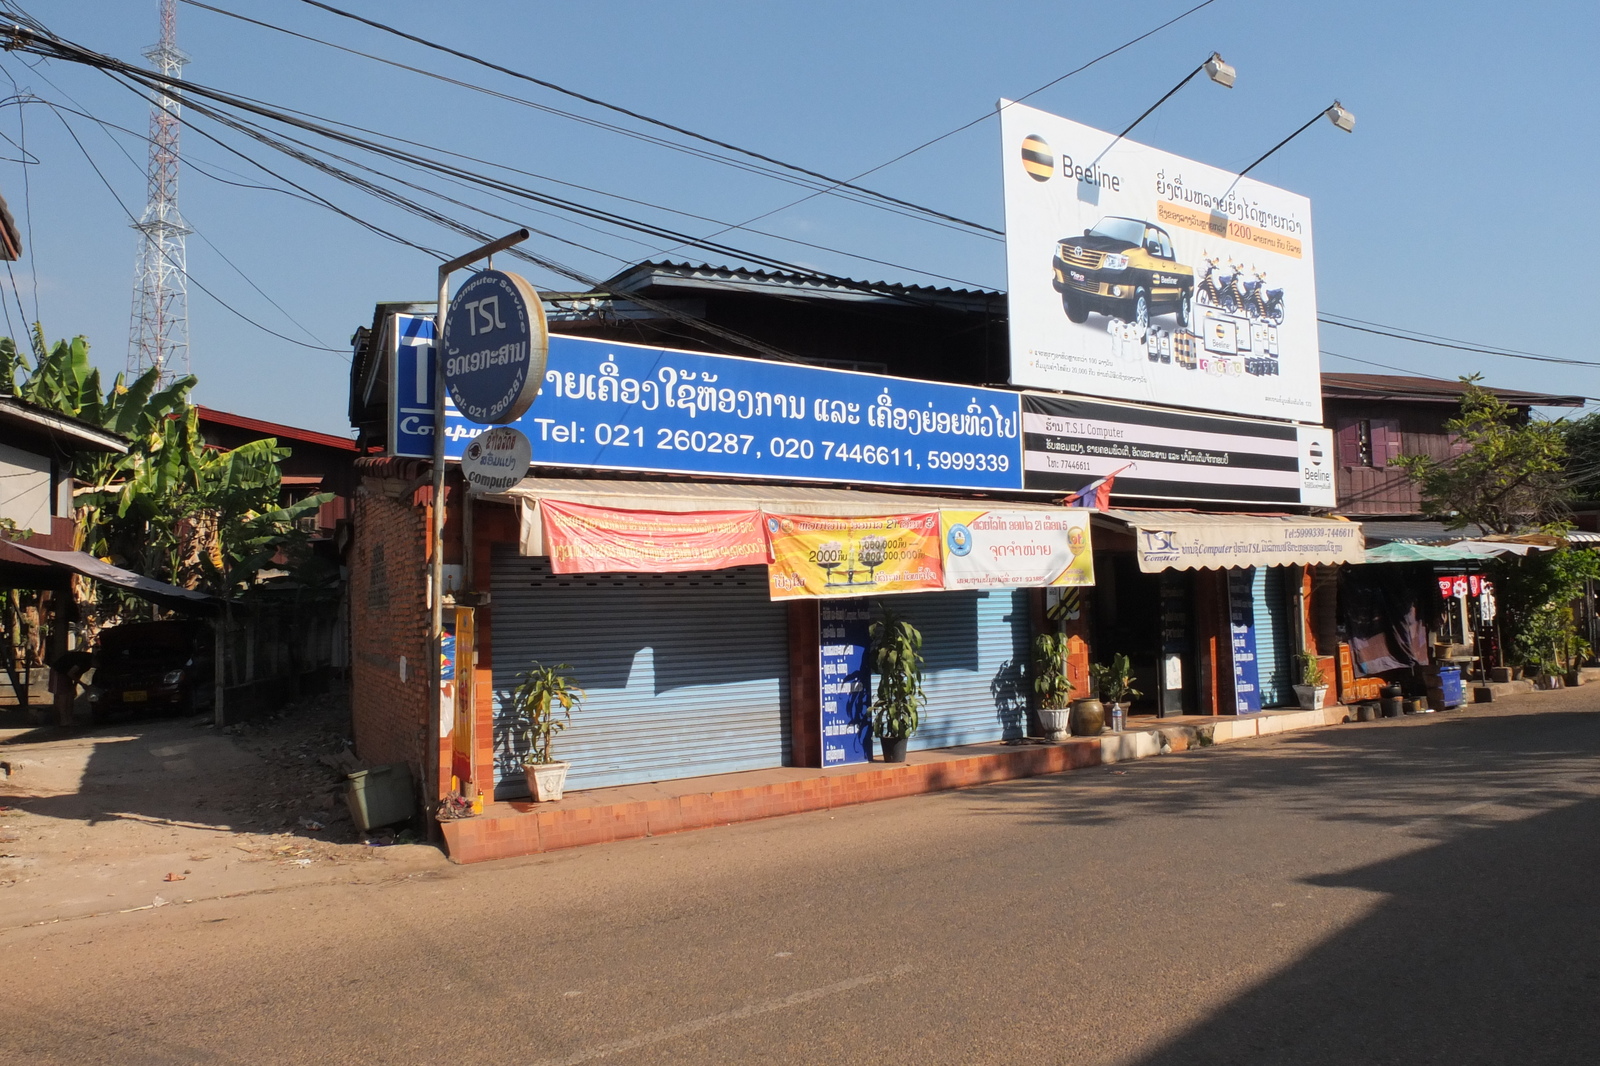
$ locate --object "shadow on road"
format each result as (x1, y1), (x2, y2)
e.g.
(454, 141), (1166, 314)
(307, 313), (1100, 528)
(1127, 792), (1600, 1065)
(966, 707), (1600, 835)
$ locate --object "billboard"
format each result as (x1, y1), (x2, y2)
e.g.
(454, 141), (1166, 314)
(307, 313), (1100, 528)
(1022, 392), (1337, 507)
(1001, 100), (1322, 423)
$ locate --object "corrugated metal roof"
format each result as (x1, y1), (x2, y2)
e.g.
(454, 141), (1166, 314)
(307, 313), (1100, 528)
(602, 260), (1003, 312)
(1358, 519), (1486, 544)
(1322, 373), (1584, 407)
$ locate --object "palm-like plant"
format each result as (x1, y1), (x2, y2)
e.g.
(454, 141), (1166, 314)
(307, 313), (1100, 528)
(870, 605), (926, 741)
(507, 663), (586, 765)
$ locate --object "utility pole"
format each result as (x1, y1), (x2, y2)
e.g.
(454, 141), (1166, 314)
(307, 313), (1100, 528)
(127, 0), (190, 385)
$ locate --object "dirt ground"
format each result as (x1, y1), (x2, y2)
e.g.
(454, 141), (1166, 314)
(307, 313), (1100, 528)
(0, 692), (446, 930)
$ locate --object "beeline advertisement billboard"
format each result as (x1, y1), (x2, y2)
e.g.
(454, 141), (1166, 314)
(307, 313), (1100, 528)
(1000, 100), (1323, 424)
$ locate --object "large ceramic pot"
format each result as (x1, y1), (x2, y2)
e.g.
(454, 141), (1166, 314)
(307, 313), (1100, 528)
(525, 761), (571, 802)
(1292, 684), (1329, 709)
(1037, 707), (1072, 742)
(1069, 697), (1105, 737)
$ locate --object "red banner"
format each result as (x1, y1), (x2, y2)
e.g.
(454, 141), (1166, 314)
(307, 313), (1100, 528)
(541, 499), (766, 574)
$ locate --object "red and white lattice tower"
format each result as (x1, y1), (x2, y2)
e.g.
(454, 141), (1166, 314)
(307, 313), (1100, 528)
(127, 0), (190, 383)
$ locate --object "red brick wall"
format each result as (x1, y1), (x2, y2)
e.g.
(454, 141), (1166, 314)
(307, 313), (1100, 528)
(348, 479), (431, 778)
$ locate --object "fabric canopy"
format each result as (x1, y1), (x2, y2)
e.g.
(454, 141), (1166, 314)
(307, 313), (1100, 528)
(492, 479), (1076, 558)
(1, 542), (221, 614)
(1099, 510), (1366, 573)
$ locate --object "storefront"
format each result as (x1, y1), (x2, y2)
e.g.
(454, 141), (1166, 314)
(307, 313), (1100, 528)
(472, 480), (1087, 797)
(1088, 510), (1365, 716)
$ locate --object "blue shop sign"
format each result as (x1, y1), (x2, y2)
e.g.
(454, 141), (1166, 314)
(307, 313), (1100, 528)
(819, 601), (872, 766)
(442, 270), (548, 425)
(395, 318), (1025, 492)
(1227, 568), (1262, 714)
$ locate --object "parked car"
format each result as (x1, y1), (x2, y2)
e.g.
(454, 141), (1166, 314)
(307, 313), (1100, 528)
(87, 620), (213, 719)
(1052, 216), (1195, 331)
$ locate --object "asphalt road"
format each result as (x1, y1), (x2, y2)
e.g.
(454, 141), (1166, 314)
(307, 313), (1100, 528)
(4, 695), (1598, 1065)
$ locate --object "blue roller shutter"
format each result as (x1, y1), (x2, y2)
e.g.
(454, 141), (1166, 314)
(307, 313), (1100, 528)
(876, 588), (1032, 751)
(1252, 566), (1291, 707)
(489, 550), (789, 795)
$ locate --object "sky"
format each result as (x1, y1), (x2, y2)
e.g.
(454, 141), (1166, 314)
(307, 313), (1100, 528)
(0, 0), (1596, 434)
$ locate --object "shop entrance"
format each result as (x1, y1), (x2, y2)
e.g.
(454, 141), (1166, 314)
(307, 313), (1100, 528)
(1091, 554), (1175, 715)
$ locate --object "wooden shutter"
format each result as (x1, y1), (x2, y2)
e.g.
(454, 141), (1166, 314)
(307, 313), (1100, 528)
(1336, 418), (1363, 468)
(1371, 419), (1401, 468)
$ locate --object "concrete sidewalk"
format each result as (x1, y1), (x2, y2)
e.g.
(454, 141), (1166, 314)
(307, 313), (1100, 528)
(443, 705), (1351, 863)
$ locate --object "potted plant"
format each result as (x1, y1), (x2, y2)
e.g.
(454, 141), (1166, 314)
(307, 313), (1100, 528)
(1292, 652), (1329, 709)
(506, 662), (585, 801)
(870, 605), (925, 763)
(1032, 632), (1075, 741)
(1089, 654), (1141, 732)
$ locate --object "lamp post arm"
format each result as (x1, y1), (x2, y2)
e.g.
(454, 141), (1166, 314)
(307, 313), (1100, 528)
(1090, 62), (1206, 170)
(1216, 108), (1324, 205)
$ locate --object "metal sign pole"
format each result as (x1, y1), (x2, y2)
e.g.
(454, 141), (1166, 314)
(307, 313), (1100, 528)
(428, 229), (529, 802)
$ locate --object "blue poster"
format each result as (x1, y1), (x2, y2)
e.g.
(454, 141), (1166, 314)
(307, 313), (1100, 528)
(392, 317), (1024, 493)
(1226, 568), (1261, 714)
(819, 601), (872, 766)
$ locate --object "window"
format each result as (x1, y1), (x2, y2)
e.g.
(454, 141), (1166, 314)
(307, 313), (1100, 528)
(1337, 417), (1401, 468)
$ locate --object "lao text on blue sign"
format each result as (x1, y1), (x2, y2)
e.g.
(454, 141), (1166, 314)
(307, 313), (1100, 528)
(1226, 568), (1261, 714)
(393, 322), (1026, 492)
(819, 601), (872, 766)
(442, 270), (549, 425)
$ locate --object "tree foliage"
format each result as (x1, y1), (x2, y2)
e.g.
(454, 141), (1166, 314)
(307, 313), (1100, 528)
(1490, 548), (1600, 673)
(4, 333), (330, 600)
(1392, 376), (1570, 535)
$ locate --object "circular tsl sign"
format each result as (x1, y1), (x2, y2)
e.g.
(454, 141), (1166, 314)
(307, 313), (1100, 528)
(442, 269), (549, 424)
(461, 426), (532, 494)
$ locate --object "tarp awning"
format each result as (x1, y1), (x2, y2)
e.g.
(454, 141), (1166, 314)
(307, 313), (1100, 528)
(0, 542), (222, 613)
(1098, 509), (1366, 573)
(491, 478), (1075, 557)
(1362, 540), (1555, 564)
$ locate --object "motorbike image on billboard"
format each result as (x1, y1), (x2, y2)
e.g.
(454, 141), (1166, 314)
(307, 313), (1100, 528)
(1000, 100), (1322, 423)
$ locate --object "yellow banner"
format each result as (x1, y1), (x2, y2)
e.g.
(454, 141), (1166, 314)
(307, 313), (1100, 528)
(1155, 200), (1303, 259)
(940, 509), (1095, 588)
(764, 513), (943, 600)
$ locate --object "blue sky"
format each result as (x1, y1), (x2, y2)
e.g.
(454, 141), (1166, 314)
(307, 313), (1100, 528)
(1, 0), (1595, 433)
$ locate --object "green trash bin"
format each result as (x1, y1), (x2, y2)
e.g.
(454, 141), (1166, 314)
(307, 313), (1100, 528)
(346, 763), (415, 831)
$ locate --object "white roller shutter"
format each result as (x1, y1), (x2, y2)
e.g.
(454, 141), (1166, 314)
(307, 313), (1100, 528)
(877, 588), (1033, 751)
(489, 550), (790, 794)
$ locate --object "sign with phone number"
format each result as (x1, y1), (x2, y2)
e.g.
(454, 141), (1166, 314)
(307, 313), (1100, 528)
(394, 318), (1026, 492)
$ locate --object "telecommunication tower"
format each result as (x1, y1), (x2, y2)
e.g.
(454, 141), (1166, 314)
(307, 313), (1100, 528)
(127, 0), (190, 383)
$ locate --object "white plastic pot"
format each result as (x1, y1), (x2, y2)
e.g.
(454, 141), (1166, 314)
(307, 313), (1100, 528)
(525, 761), (571, 802)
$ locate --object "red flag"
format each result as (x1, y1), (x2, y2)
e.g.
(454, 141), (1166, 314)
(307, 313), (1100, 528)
(1068, 464), (1133, 510)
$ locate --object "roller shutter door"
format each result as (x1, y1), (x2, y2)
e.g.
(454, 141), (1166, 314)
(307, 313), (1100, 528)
(490, 550), (790, 794)
(1252, 566), (1292, 707)
(878, 588), (1033, 752)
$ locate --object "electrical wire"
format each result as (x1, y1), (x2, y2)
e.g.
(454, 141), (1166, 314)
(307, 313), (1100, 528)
(46, 104), (350, 355)
(671, 0), (1221, 253)
(5, 79), (339, 350)
(1319, 313), (1600, 368)
(262, 0), (1001, 236)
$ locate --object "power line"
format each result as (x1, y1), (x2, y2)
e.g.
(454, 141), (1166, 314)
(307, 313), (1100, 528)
(671, 0), (1221, 253)
(169, 2), (1002, 284)
(47, 104), (348, 355)
(1320, 348), (1600, 405)
(1319, 313), (1600, 369)
(283, 0), (998, 233)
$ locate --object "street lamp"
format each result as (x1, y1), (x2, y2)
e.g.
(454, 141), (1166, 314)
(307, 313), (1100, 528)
(1100, 53), (1236, 158)
(1216, 100), (1356, 203)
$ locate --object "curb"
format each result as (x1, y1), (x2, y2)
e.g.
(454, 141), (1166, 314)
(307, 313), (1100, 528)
(440, 705), (1349, 864)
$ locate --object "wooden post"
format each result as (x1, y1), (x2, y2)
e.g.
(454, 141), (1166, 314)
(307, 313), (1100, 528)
(214, 605), (227, 727)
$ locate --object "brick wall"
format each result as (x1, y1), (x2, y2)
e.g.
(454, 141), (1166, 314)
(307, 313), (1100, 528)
(348, 476), (431, 778)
